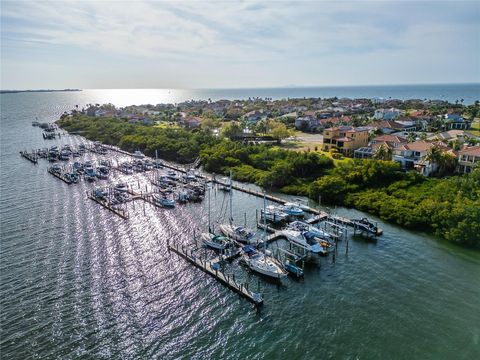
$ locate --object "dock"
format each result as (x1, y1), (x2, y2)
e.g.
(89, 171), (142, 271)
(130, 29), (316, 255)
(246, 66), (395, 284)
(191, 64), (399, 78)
(88, 194), (129, 220)
(168, 241), (263, 306)
(47, 168), (72, 184)
(20, 151), (38, 164)
(256, 223), (286, 243)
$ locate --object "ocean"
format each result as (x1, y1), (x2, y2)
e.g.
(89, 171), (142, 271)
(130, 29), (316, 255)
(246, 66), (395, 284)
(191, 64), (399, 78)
(1, 86), (479, 359)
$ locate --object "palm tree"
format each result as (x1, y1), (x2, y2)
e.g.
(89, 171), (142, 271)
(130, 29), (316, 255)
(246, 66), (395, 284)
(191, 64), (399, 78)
(373, 144), (392, 160)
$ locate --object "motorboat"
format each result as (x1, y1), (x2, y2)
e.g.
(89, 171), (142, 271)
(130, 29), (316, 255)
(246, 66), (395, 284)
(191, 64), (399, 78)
(351, 217), (379, 235)
(152, 194), (176, 207)
(281, 229), (326, 254)
(96, 165), (109, 179)
(261, 205), (289, 223)
(218, 177), (231, 191)
(242, 245), (287, 279)
(50, 163), (62, 173)
(132, 150), (145, 159)
(114, 183), (128, 193)
(287, 220), (333, 241)
(218, 224), (255, 244)
(279, 203), (305, 217)
(94, 188), (107, 199)
(166, 170), (179, 181)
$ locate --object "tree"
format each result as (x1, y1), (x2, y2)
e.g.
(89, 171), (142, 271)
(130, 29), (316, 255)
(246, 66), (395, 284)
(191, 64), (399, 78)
(269, 121), (292, 143)
(221, 121), (243, 139)
(373, 144), (393, 161)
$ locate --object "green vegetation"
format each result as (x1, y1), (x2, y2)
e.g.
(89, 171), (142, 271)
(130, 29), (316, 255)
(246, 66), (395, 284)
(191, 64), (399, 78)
(309, 161), (480, 247)
(57, 114), (480, 248)
(57, 114), (219, 163)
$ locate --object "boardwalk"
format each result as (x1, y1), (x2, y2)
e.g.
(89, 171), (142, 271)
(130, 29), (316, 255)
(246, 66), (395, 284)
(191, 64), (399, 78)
(168, 241), (263, 306)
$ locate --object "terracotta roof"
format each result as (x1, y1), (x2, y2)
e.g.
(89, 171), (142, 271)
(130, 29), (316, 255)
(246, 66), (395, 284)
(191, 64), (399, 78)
(373, 135), (407, 143)
(458, 146), (480, 157)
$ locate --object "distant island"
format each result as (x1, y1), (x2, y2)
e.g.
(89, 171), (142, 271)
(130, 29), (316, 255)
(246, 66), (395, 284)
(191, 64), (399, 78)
(0, 89), (82, 94)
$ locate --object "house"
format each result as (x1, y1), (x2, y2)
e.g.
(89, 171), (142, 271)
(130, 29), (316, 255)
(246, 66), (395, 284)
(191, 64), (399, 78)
(354, 147), (375, 159)
(370, 134), (408, 149)
(393, 140), (449, 175)
(427, 130), (471, 144)
(322, 126), (369, 156)
(295, 115), (319, 131)
(444, 114), (470, 130)
(183, 117), (201, 129)
(243, 110), (266, 124)
(371, 120), (416, 134)
(457, 146), (480, 174)
(374, 108), (401, 120)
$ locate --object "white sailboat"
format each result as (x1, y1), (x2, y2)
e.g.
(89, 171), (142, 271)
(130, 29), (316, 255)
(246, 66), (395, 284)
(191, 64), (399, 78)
(218, 173), (256, 243)
(201, 184), (229, 250)
(242, 193), (287, 279)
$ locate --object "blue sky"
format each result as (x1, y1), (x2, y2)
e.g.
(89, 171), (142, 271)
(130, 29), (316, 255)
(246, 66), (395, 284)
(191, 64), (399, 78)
(1, 0), (479, 89)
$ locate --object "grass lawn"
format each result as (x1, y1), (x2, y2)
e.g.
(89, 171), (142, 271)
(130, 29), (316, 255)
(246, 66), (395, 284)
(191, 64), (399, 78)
(468, 118), (480, 136)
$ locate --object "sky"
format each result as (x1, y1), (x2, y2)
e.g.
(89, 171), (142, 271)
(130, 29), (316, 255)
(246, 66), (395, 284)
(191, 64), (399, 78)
(1, 0), (479, 89)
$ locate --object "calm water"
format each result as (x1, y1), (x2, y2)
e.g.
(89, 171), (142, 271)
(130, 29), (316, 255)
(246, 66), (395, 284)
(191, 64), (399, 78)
(1, 89), (480, 360)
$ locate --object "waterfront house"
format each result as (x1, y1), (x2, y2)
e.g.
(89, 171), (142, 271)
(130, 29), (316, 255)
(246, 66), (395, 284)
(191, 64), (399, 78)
(374, 108), (401, 120)
(457, 146), (480, 174)
(444, 114), (470, 130)
(322, 126), (369, 156)
(393, 140), (449, 175)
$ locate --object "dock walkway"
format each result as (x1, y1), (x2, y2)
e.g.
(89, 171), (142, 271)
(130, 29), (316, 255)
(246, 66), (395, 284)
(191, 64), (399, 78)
(168, 241), (263, 306)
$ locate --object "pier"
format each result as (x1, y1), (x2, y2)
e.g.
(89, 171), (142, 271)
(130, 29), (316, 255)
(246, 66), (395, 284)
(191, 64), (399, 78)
(47, 167), (72, 184)
(168, 241), (263, 306)
(20, 151), (38, 164)
(88, 192), (129, 220)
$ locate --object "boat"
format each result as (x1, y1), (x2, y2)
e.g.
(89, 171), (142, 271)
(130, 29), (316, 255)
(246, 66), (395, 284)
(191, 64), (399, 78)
(242, 246), (288, 279)
(32, 120), (40, 126)
(261, 205), (289, 223)
(281, 229), (326, 254)
(114, 183), (128, 192)
(50, 162), (62, 173)
(201, 233), (229, 250)
(132, 150), (145, 159)
(218, 177), (231, 191)
(94, 188), (107, 199)
(287, 220), (333, 241)
(152, 194), (176, 207)
(351, 217), (379, 235)
(218, 225), (255, 244)
(96, 165), (109, 179)
(278, 203), (305, 217)
(166, 170), (179, 181)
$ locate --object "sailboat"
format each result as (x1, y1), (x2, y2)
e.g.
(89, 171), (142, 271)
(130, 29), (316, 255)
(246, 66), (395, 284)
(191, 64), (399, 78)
(201, 184), (229, 250)
(242, 193), (287, 279)
(218, 173), (255, 243)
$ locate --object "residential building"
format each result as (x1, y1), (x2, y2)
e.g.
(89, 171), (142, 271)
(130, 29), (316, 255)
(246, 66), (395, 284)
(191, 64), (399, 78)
(322, 126), (369, 156)
(374, 108), (401, 120)
(457, 146), (480, 174)
(444, 114), (471, 130)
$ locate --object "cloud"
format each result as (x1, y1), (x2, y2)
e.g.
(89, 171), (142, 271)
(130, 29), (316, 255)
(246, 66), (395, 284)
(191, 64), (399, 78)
(1, 0), (479, 88)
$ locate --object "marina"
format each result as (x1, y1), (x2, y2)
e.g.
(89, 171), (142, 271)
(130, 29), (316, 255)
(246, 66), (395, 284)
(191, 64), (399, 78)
(17, 130), (384, 306)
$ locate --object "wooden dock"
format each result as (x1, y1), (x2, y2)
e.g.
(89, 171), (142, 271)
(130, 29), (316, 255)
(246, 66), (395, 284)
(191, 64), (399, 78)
(168, 242), (263, 306)
(211, 177), (320, 215)
(47, 168), (72, 184)
(20, 151), (38, 164)
(306, 213), (329, 224)
(88, 195), (129, 220)
(256, 223), (287, 243)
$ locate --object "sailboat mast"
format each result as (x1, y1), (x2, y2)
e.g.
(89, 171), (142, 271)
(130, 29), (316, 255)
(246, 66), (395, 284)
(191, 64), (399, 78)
(208, 184), (211, 233)
(229, 170), (233, 225)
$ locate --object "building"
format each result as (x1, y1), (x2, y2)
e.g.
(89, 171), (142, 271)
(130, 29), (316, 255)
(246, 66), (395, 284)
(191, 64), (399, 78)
(371, 120), (417, 134)
(322, 126), (369, 156)
(457, 146), (480, 174)
(374, 108), (401, 120)
(444, 114), (471, 130)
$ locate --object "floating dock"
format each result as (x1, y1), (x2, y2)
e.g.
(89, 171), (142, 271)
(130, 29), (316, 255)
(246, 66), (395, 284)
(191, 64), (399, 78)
(88, 194), (129, 220)
(168, 241), (263, 306)
(20, 151), (38, 164)
(47, 168), (72, 184)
